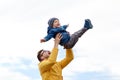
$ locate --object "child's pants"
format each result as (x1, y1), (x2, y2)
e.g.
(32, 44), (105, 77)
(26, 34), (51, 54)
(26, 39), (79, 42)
(64, 28), (88, 49)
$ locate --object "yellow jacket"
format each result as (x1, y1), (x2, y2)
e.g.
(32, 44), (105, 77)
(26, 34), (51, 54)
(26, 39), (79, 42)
(38, 48), (74, 80)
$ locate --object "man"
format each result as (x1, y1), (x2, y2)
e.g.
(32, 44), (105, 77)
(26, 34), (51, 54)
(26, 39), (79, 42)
(37, 33), (74, 80)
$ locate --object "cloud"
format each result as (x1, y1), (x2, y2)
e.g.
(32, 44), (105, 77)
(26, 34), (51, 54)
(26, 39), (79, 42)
(0, 56), (40, 80)
(0, 65), (31, 80)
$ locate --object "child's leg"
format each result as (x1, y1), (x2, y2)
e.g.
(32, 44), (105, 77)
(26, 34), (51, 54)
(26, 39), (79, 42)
(64, 28), (88, 49)
(64, 19), (93, 49)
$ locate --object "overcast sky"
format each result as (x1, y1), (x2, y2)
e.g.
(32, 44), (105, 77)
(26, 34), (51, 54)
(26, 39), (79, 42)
(0, 0), (120, 80)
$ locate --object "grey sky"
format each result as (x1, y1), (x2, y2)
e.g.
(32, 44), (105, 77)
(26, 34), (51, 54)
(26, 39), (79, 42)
(0, 0), (120, 80)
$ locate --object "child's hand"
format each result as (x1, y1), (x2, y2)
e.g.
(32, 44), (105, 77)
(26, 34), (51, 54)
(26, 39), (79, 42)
(67, 24), (69, 27)
(40, 39), (46, 43)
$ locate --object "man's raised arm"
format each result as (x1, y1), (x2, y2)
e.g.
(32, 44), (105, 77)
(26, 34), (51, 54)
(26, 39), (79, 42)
(59, 49), (74, 69)
(39, 33), (63, 73)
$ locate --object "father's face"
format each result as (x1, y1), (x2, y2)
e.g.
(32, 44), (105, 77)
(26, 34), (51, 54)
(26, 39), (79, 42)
(40, 50), (51, 60)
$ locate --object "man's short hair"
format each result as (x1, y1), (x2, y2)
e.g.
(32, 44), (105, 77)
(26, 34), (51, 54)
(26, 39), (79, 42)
(37, 49), (43, 62)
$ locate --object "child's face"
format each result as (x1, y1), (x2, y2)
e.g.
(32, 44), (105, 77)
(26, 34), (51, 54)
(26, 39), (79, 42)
(53, 20), (60, 28)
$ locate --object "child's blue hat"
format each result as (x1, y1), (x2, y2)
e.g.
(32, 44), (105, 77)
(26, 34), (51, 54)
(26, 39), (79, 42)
(48, 17), (59, 27)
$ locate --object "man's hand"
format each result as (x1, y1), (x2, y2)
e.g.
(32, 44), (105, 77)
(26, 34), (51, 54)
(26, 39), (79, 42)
(54, 33), (62, 48)
(40, 39), (46, 43)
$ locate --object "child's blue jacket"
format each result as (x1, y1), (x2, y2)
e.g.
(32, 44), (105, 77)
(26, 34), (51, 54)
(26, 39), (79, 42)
(44, 25), (70, 45)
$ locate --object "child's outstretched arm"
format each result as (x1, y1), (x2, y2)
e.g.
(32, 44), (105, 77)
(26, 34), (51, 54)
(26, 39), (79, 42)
(62, 24), (69, 30)
(40, 33), (54, 43)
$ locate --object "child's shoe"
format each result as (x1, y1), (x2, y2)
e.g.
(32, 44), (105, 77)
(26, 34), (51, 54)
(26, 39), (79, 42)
(84, 19), (93, 29)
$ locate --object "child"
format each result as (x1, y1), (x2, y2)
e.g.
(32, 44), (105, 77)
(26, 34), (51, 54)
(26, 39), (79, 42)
(40, 17), (93, 49)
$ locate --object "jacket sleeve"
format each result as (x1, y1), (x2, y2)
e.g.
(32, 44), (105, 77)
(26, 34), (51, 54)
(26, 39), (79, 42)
(44, 33), (54, 41)
(59, 49), (74, 69)
(38, 48), (58, 74)
(62, 25), (68, 30)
